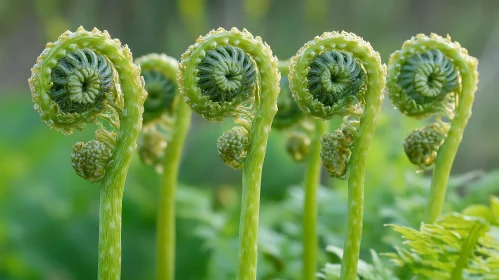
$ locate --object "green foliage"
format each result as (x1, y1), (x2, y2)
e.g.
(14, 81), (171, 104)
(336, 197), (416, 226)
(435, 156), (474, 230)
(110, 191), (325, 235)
(318, 246), (398, 280)
(386, 199), (499, 279)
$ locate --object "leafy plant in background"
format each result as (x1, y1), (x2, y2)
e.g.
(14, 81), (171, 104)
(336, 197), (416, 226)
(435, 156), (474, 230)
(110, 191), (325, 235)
(386, 199), (499, 279)
(288, 31), (386, 279)
(177, 27), (280, 279)
(135, 53), (192, 280)
(28, 27), (146, 279)
(170, 166), (499, 280)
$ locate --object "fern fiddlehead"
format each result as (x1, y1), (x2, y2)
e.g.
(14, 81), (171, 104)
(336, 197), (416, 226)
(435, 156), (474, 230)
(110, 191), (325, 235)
(135, 53), (192, 280)
(289, 31), (385, 280)
(387, 34), (479, 223)
(29, 27), (146, 279)
(178, 27), (280, 280)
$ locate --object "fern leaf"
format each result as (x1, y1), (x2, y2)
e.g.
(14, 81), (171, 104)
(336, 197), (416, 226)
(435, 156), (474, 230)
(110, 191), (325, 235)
(386, 213), (499, 279)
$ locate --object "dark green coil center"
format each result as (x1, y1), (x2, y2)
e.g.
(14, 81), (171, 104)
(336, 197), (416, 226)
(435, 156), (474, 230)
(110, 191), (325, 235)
(197, 46), (256, 102)
(398, 49), (458, 103)
(50, 49), (113, 114)
(307, 50), (366, 107)
(142, 70), (176, 122)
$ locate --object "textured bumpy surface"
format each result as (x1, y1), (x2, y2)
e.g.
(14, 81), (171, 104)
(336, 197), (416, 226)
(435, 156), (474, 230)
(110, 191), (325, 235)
(289, 31), (386, 280)
(50, 48), (114, 114)
(387, 34), (477, 119)
(386, 34), (478, 224)
(29, 27), (146, 280)
(178, 27), (279, 122)
(71, 139), (113, 182)
(289, 31), (377, 120)
(217, 126), (249, 169)
(404, 121), (449, 171)
(197, 45), (256, 103)
(178, 27), (280, 280)
(320, 116), (359, 179)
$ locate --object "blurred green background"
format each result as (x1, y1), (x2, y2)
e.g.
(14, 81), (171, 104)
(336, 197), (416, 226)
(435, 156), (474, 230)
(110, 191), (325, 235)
(1, 0), (499, 279)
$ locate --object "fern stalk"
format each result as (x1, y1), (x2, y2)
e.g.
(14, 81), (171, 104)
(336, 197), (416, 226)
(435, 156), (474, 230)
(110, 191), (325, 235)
(303, 119), (328, 280)
(156, 99), (192, 280)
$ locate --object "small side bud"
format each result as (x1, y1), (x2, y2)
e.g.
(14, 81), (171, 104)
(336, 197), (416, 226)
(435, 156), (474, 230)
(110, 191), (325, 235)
(137, 125), (167, 172)
(71, 140), (113, 182)
(320, 131), (352, 179)
(404, 121), (449, 170)
(217, 126), (249, 169)
(285, 132), (311, 162)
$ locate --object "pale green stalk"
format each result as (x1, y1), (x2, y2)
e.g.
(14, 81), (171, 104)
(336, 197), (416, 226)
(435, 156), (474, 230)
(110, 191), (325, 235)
(340, 54), (384, 280)
(156, 100), (192, 280)
(423, 41), (478, 223)
(302, 119), (327, 280)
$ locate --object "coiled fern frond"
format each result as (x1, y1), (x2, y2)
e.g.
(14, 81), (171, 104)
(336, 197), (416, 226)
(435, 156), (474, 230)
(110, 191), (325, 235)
(29, 27), (146, 279)
(387, 34), (478, 223)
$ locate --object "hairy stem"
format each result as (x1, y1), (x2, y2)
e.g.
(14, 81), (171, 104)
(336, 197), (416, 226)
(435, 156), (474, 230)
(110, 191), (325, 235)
(303, 119), (327, 280)
(424, 44), (478, 223)
(425, 81), (476, 223)
(98, 178), (124, 279)
(239, 114), (275, 280)
(340, 54), (384, 280)
(98, 54), (144, 279)
(156, 100), (192, 280)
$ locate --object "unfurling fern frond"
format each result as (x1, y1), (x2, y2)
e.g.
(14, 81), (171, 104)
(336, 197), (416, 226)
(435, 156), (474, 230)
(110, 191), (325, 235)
(178, 27), (280, 279)
(387, 34), (478, 223)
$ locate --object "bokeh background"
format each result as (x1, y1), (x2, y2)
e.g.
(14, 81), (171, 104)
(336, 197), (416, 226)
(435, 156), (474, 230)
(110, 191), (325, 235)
(1, 0), (499, 279)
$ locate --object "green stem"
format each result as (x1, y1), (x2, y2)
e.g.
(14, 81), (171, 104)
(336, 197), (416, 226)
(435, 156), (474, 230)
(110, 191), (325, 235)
(425, 76), (476, 223)
(303, 119), (327, 280)
(340, 57), (384, 280)
(98, 52), (145, 279)
(156, 100), (192, 280)
(98, 179), (125, 279)
(239, 114), (275, 280)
